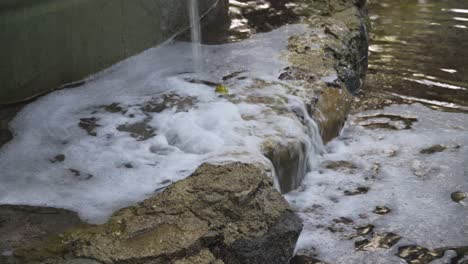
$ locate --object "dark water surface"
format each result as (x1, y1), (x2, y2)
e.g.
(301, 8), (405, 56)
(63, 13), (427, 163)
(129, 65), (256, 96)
(366, 0), (468, 112)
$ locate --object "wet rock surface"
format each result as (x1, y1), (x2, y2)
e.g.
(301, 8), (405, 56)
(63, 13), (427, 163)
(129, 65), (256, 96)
(373, 206), (391, 215)
(49, 154), (66, 163)
(264, 140), (310, 193)
(420, 144), (447, 155)
(396, 245), (468, 264)
(451, 191), (467, 204)
(258, 0), (369, 190)
(344, 186), (369, 196)
(204, 0), (369, 143)
(0, 103), (25, 148)
(78, 117), (100, 136)
(355, 232), (401, 251)
(355, 114), (418, 130)
(397, 246), (445, 264)
(0, 205), (88, 264)
(323, 160), (358, 171)
(353, 224), (374, 237)
(0, 128), (13, 147)
(14, 163), (302, 264)
(116, 119), (156, 141)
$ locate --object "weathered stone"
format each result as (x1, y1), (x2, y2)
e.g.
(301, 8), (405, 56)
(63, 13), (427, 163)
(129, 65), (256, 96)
(0, 103), (25, 148)
(264, 140), (309, 193)
(323, 160), (357, 171)
(50, 154), (66, 163)
(397, 245), (444, 264)
(0, 205), (89, 264)
(252, 0), (369, 192)
(451, 191), (467, 203)
(116, 119), (156, 141)
(373, 206), (391, 215)
(314, 87), (354, 143)
(420, 145), (447, 154)
(102, 103), (124, 114)
(78, 117), (100, 137)
(142, 94), (197, 114)
(353, 224), (374, 237)
(0, 129), (13, 147)
(355, 232), (401, 251)
(15, 162), (302, 264)
(344, 186), (370, 196)
(355, 114), (418, 130)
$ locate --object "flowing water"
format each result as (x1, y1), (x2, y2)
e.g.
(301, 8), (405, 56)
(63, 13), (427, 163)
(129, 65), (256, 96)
(288, 0), (468, 263)
(365, 0), (468, 112)
(1, 0), (467, 262)
(0, 24), (316, 223)
(189, 0), (203, 72)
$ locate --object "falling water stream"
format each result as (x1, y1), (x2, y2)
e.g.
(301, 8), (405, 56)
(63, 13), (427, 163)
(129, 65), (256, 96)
(189, 0), (203, 73)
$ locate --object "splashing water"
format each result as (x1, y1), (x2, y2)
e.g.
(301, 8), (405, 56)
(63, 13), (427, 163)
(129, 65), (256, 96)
(189, 0), (203, 73)
(0, 25), (314, 224)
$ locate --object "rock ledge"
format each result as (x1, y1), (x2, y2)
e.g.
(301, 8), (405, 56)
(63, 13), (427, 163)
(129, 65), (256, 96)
(15, 162), (302, 264)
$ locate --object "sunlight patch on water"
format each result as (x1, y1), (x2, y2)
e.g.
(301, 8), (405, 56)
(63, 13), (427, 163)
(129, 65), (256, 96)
(390, 94), (468, 112)
(453, 16), (468, 21)
(403, 78), (468, 91)
(449, 9), (468, 14)
(440, 68), (457, 74)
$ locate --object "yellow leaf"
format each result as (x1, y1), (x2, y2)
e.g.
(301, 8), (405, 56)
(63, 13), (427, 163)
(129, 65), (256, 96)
(215, 85), (229, 95)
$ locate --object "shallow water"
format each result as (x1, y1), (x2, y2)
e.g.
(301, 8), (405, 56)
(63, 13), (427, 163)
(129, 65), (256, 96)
(0, 0), (467, 262)
(366, 0), (468, 112)
(288, 104), (468, 263)
(290, 0), (468, 263)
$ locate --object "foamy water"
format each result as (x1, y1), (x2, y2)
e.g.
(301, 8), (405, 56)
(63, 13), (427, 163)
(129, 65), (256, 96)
(287, 103), (468, 263)
(0, 25), (323, 224)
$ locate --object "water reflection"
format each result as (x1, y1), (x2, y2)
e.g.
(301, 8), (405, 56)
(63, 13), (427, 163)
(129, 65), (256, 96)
(366, 0), (468, 112)
(202, 0), (313, 44)
(449, 8), (468, 14)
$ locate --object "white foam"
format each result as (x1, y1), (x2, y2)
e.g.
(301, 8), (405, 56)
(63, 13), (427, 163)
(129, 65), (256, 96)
(287, 103), (468, 263)
(0, 25), (320, 224)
